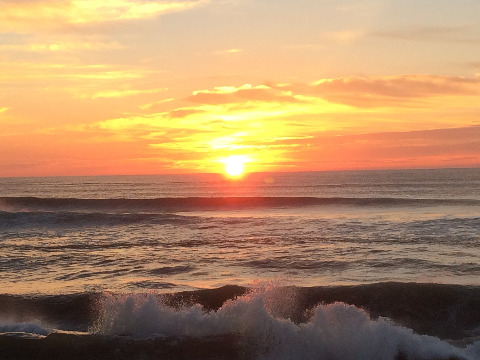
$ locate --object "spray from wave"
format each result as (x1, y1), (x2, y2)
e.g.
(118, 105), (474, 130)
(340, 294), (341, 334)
(92, 285), (480, 360)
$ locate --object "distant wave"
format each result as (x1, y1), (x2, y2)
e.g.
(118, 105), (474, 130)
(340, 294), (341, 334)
(1, 283), (479, 360)
(2, 196), (479, 212)
(0, 209), (193, 228)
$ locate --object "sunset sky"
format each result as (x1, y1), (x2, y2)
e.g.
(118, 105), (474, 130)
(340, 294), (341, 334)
(1, 0), (480, 177)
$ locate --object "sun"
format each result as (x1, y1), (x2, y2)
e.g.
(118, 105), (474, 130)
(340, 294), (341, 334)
(224, 155), (249, 178)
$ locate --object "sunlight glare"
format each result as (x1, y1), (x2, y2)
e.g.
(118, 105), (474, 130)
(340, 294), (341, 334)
(224, 155), (249, 178)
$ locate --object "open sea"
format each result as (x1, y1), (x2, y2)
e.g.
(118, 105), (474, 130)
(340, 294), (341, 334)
(1, 168), (480, 360)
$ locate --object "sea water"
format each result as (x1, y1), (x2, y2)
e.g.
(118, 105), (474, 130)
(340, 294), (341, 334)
(1, 168), (480, 359)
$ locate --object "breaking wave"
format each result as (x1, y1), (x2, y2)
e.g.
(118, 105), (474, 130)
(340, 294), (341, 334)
(1, 284), (480, 359)
(94, 287), (480, 360)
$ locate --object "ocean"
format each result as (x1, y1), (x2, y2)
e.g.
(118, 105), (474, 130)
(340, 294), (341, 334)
(1, 168), (480, 360)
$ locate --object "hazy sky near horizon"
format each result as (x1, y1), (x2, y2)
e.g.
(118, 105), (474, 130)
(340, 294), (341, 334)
(1, 0), (480, 176)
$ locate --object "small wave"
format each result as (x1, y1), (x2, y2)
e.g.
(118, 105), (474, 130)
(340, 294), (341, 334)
(0, 209), (194, 229)
(148, 265), (195, 276)
(0, 322), (50, 336)
(55, 268), (133, 281)
(0, 293), (100, 332)
(2, 196), (480, 213)
(245, 258), (348, 270)
(129, 281), (177, 290)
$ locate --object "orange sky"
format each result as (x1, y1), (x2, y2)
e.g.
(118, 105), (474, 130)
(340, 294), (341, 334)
(1, 0), (480, 177)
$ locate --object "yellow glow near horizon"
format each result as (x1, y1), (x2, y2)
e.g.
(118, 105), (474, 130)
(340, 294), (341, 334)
(223, 155), (249, 178)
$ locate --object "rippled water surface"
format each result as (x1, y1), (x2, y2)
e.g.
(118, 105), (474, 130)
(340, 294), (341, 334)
(1, 168), (480, 294)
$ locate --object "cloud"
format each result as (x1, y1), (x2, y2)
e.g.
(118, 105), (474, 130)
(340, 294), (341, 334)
(289, 125), (480, 170)
(188, 84), (301, 105)
(0, 0), (208, 32)
(0, 40), (124, 52)
(465, 62), (480, 71)
(300, 75), (480, 107)
(0, 61), (158, 107)
(90, 88), (167, 99)
(145, 75), (480, 166)
(63, 90), (320, 172)
(168, 108), (205, 118)
(139, 98), (175, 111)
(215, 48), (243, 55)
(370, 25), (480, 43)
(186, 75), (480, 111)
(11, 74), (480, 175)
(314, 125), (480, 147)
(0, 62), (148, 82)
(321, 30), (366, 44)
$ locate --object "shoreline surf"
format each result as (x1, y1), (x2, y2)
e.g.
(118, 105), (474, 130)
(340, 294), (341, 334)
(1, 283), (480, 360)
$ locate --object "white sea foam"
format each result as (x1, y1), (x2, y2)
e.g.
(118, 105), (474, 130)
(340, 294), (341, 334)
(95, 286), (480, 360)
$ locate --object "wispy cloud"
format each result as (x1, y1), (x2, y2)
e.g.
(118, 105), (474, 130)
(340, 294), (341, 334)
(185, 75), (480, 111)
(215, 48), (243, 55)
(321, 30), (366, 44)
(4, 73), (480, 174)
(0, 61), (157, 107)
(300, 125), (480, 170)
(168, 108), (205, 119)
(371, 25), (480, 43)
(298, 75), (480, 107)
(0, 40), (124, 52)
(188, 84), (302, 105)
(0, 0), (208, 32)
(90, 88), (167, 99)
(0, 62), (148, 82)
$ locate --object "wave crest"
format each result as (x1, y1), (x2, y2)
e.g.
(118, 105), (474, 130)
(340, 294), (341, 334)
(2, 196), (480, 213)
(93, 286), (479, 360)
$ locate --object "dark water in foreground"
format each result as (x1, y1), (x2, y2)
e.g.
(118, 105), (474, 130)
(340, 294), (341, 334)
(1, 169), (480, 359)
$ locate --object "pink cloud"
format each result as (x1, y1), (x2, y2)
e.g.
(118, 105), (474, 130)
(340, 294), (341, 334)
(303, 75), (480, 107)
(187, 85), (300, 105)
